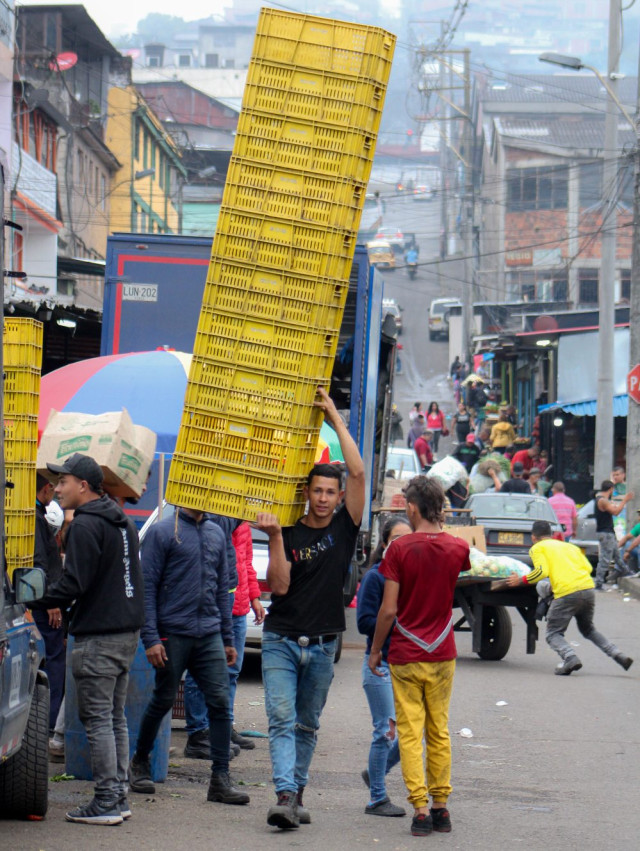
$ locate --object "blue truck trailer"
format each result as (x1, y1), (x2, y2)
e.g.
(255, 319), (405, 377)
(101, 233), (397, 594)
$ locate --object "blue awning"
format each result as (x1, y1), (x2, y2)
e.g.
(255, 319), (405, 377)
(538, 395), (628, 417)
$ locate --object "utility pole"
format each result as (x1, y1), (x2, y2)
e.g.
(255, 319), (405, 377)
(625, 37), (640, 518)
(439, 23), (449, 275)
(461, 48), (473, 364)
(593, 0), (621, 487)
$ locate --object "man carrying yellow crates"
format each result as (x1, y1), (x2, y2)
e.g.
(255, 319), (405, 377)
(256, 388), (365, 829)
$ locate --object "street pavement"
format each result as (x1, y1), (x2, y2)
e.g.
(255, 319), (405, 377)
(379, 192), (463, 453)
(4, 591), (638, 849)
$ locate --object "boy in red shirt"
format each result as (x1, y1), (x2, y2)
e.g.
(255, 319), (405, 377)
(369, 477), (470, 837)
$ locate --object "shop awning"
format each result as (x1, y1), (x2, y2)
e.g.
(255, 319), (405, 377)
(538, 395), (628, 417)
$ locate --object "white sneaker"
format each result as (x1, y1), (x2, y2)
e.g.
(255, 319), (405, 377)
(49, 738), (65, 762)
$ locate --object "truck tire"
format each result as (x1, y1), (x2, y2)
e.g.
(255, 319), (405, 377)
(0, 682), (50, 819)
(333, 632), (343, 664)
(477, 606), (512, 661)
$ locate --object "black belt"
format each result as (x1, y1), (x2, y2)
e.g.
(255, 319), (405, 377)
(280, 633), (337, 647)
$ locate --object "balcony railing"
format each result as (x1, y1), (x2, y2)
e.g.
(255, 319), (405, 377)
(12, 141), (57, 218)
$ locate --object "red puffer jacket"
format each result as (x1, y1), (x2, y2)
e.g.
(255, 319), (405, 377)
(232, 522), (261, 616)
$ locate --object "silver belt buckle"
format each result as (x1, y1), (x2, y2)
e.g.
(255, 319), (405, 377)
(297, 636), (310, 647)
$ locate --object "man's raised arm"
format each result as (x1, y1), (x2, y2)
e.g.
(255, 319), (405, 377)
(314, 388), (365, 525)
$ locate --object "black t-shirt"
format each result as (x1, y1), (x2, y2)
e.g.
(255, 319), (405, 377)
(595, 497), (614, 533)
(500, 478), (531, 494)
(265, 506), (360, 637)
(454, 443), (480, 472)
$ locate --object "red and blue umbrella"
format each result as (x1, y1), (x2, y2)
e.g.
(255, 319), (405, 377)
(38, 350), (192, 456)
(38, 350), (344, 461)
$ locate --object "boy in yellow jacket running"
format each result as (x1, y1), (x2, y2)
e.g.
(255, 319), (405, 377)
(507, 520), (633, 675)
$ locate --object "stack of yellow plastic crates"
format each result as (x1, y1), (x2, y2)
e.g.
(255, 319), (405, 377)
(167, 10), (396, 524)
(3, 318), (43, 576)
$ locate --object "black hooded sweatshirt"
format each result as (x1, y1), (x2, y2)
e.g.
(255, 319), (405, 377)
(40, 495), (145, 636)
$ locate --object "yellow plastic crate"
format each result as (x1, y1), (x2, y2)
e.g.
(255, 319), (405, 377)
(5, 554), (34, 578)
(174, 411), (320, 476)
(226, 158), (365, 203)
(166, 457), (307, 527)
(205, 258), (349, 306)
(3, 318), (43, 369)
(183, 360), (326, 428)
(243, 61), (385, 132)
(202, 269), (346, 330)
(212, 210), (358, 277)
(5, 509), (36, 563)
(4, 462), (36, 511)
(233, 112), (374, 182)
(215, 209), (356, 252)
(4, 437), (38, 465)
(252, 10), (395, 82)
(192, 311), (339, 380)
(3, 367), (41, 418)
(213, 214), (356, 281)
(3, 414), (38, 443)
(222, 164), (363, 230)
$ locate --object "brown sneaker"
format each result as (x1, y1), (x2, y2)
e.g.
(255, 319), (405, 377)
(296, 788), (311, 824)
(267, 790), (300, 829)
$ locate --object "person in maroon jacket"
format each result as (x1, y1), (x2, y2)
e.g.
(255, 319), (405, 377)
(413, 429), (434, 471)
(229, 522), (265, 749)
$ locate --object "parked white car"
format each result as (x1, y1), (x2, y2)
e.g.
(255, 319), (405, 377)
(385, 447), (421, 480)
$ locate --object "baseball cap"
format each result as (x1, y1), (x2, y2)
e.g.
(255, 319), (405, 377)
(465, 433), (476, 444)
(512, 461), (524, 474)
(47, 453), (103, 489)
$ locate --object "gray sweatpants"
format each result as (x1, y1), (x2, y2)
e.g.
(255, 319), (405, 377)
(546, 589), (620, 662)
(595, 532), (631, 586)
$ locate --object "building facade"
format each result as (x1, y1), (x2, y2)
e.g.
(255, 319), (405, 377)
(106, 86), (186, 235)
(478, 74), (635, 307)
(14, 4), (130, 309)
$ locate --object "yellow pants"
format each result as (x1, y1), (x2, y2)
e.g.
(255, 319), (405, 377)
(390, 659), (456, 808)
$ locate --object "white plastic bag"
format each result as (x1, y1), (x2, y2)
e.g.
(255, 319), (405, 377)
(427, 456), (468, 490)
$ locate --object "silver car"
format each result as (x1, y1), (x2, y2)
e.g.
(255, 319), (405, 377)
(465, 492), (564, 566)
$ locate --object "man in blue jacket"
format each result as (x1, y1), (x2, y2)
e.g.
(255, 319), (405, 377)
(128, 507), (249, 806)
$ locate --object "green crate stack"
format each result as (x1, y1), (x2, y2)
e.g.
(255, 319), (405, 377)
(3, 318), (43, 576)
(166, 10), (396, 524)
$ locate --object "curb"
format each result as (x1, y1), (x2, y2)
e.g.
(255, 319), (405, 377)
(619, 576), (640, 601)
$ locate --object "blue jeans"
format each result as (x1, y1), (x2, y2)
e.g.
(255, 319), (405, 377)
(185, 613), (247, 734)
(262, 630), (336, 793)
(622, 541), (640, 572)
(136, 632), (231, 773)
(32, 609), (66, 730)
(362, 655), (401, 804)
(71, 630), (139, 804)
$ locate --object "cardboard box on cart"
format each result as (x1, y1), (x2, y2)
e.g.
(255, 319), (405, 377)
(37, 408), (156, 498)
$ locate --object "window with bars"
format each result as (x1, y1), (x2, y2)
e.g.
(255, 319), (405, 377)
(620, 273), (630, 302)
(578, 270), (599, 305)
(507, 166), (568, 212)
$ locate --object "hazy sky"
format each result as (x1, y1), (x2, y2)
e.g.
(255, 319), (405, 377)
(19, 0), (399, 40)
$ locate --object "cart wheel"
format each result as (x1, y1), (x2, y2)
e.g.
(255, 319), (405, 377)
(477, 605), (512, 660)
